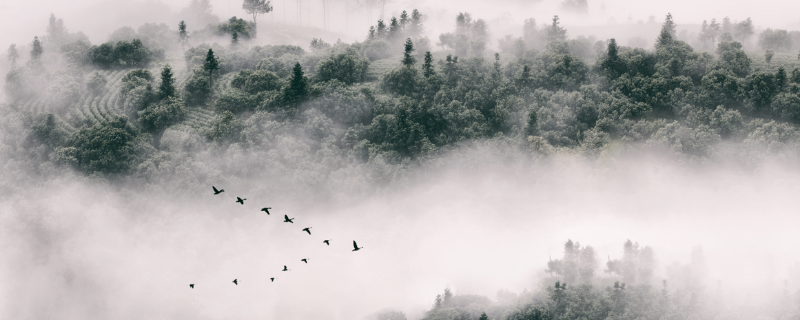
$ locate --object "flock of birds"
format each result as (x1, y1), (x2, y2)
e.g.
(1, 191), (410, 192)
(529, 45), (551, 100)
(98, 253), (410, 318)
(189, 186), (364, 289)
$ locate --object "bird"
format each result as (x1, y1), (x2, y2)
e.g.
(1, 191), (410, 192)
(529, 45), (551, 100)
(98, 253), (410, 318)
(236, 197), (246, 205)
(282, 265), (290, 271)
(283, 215), (294, 223)
(232, 279), (238, 285)
(302, 227), (312, 235)
(270, 277), (275, 282)
(189, 284), (194, 289)
(323, 239), (331, 246)
(212, 186), (224, 195)
(261, 207), (271, 215)
(301, 258), (308, 263)
(352, 240), (363, 251)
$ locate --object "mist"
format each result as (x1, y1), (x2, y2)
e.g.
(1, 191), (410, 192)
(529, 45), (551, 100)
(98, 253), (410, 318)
(5, 0), (800, 318)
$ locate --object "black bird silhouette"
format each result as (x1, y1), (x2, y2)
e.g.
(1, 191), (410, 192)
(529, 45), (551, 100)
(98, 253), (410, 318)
(261, 207), (271, 215)
(283, 215), (294, 223)
(189, 284), (194, 289)
(236, 197), (246, 205)
(301, 258), (308, 263)
(302, 227), (312, 235)
(232, 279), (238, 285)
(352, 240), (363, 251)
(270, 277), (275, 282)
(282, 265), (290, 271)
(323, 239), (331, 245)
(212, 186), (224, 195)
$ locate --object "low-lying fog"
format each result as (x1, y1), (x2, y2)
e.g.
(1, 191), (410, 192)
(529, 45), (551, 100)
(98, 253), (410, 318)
(3, 147), (799, 319)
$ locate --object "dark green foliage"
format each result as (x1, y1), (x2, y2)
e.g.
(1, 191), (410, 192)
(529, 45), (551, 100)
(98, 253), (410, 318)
(178, 20), (189, 48)
(401, 38), (416, 67)
(309, 38), (331, 52)
(283, 63), (309, 104)
(58, 117), (141, 174)
(88, 39), (157, 69)
(27, 113), (69, 151)
(422, 51), (435, 77)
(316, 49), (370, 84)
(231, 69), (283, 94)
(204, 49), (220, 74)
(216, 16), (257, 39)
(158, 64), (177, 99)
(215, 88), (262, 113)
(183, 68), (213, 106)
(138, 96), (186, 134)
(382, 65), (419, 96)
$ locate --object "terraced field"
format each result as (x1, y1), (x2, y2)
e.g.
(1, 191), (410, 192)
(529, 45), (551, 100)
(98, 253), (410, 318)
(14, 67), (217, 135)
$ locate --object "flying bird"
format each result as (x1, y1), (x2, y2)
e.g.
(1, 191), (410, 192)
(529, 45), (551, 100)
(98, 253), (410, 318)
(283, 215), (294, 223)
(270, 277), (275, 282)
(301, 258), (308, 263)
(323, 239), (331, 246)
(232, 279), (238, 285)
(236, 197), (246, 205)
(302, 227), (312, 235)
(212, 186), (224, 195)
(189, 284), (194, 289)
(282, 265), (290, 271)
(261, 207), (271, 215)
(352, 240), (363, 252)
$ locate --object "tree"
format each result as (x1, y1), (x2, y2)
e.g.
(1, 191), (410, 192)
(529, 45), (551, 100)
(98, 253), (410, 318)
(178, 20), (189, 50)
(546, 15), (567, 43)
(203, 49), (220, 87)
(7, 44), (18, 66)
(30, 36), (43, 60)
(733, 18), (754, 42)
(60, 117), (141, 175)
(138, 96), (186, 146)
(158, 64), (177, 99)
(316, 49), (370, 84)
(242, 0), (273, 24)
(479, 312), (489, 320)
(401, 38), (415, 67)
(422, 51), (434, 77)
(283, 62), (308, 104)
(526, 109), (538, 136)
(663, 13), (677, 37)
(231, 31), (239, 48)
(46, 13), (67, 45)
(765, 50), (775, 64)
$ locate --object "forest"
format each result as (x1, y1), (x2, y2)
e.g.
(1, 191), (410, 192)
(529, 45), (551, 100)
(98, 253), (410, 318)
(4, 1), (800, 319)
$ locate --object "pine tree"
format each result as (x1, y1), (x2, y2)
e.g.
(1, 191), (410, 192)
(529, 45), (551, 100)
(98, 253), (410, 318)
(178, 21), (189, 50)
(422, 51), (434, 77)
(30, 36), (43, 60)
(284, 62), (308, 104)
(663, 13), (677, 37)
(401, 38), (415, 67)
(526, 109), (538, 136)
(479, 312), (489, 320)
(656, 26), (674, 49)
(7, 44), (19, 66)
(158, 64), (177, 99)
(203, 49), (220, 93)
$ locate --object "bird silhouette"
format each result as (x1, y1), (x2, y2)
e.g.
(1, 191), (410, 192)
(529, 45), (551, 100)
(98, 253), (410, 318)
(236, 197), (246, 205)
(352, 240), (363, 251)
(302, 227), (312, 235)
(282, 265), (290, 271)
(323, 239), (331, 245)
(261, 207), (271, 215)
(270, 277), (275, 282)
(189, 284), (194, 289)
(212, 186), (224, 195)
(283, 215), (294, 223)
(301, 258), (308, 263)
(232, 279), (238, 285)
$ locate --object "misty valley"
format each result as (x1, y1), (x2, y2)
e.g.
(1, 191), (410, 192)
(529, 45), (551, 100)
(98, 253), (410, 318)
(3, 0), (800, 319)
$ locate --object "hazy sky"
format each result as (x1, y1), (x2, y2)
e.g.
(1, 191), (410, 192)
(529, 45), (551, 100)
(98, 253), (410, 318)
(2, 0), (799, 47)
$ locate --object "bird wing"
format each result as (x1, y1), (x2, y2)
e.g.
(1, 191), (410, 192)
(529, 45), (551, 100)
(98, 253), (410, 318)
(213, 186), (219, 192)
(353, 241), (358, 249)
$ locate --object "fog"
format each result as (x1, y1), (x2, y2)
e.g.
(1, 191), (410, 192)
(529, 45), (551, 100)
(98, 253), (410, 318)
(3, 145), (800, 318)
(4, 0), (800, 318)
